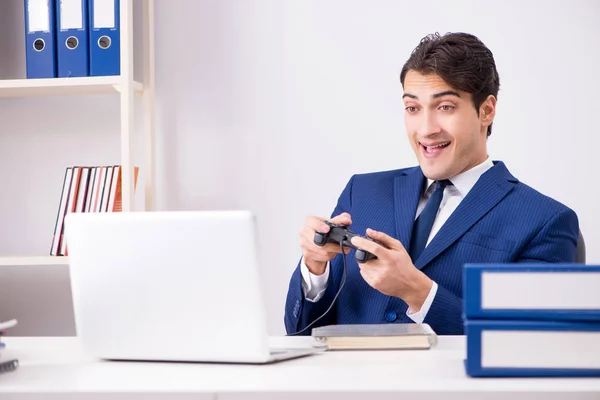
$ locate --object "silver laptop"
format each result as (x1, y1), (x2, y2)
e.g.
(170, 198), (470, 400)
(64, 210), (325, 363)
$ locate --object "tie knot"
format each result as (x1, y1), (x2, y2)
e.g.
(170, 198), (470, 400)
(435, 179), (452, 191)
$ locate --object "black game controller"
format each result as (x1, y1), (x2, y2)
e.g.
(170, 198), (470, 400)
(314, 220), (385, 263)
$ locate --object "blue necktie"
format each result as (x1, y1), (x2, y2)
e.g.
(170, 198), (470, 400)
(409, 179), (452, 262)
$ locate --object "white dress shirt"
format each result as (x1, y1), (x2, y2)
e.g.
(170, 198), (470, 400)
(300, 157), (495, 323)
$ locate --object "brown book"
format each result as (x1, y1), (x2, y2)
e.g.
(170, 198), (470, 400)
(311, 323), (438, 350)
(108, 166), (140, 212)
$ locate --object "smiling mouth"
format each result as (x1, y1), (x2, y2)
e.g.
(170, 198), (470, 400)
(421, 141), (451, 154)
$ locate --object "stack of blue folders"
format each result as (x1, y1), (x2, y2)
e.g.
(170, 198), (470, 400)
(463, 263), (600, 377)
(24, 0), (121, 79)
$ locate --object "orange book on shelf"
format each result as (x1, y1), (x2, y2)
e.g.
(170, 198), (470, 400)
(108, 166), (140, 212)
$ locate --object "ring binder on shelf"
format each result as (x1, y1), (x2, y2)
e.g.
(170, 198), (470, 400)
(88, 0), (120, 76)
(24, 0), (57, 78)
(56, 0), (90, 77)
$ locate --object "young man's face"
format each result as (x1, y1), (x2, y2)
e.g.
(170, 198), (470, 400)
(402, 70), (494, 180)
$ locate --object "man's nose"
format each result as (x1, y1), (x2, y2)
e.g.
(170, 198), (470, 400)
(417, 112), (442, 137)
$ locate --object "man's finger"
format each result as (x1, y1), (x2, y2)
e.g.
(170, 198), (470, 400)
(300, 236), (328, 257)
(330, 212), (352, 226)
(365, 228), (405, 252)
(303, 248), (334, 263)
(301, 224), (320, 241)
(304, 247), (348, 263)
(305, 217), (331, 234)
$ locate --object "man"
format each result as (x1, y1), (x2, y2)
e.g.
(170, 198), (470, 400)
(284, 32), (579, 336)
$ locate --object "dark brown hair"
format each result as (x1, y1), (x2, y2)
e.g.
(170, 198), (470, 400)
(400, 32), (500, 137)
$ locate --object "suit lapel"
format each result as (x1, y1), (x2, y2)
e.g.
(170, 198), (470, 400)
(393, 167), (425, 250)
(414, 161), (518, 269)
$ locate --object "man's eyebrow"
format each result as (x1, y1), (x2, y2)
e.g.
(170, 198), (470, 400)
(433, 90), (461, 99)
(402, 90), (461, 100)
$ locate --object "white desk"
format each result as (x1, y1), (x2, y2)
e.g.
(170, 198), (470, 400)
(1, 336), (599, 400)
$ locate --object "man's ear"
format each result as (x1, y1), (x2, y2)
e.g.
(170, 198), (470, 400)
(480, 94), (497, 129)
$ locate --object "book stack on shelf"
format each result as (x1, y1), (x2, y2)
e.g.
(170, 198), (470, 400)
(51, 165), (139, 256)
(463, 263), (600, 377)
(0, 319), (19, 375)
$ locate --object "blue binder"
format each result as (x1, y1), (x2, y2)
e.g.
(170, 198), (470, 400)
(464, 319), (600, 377)
(24, 0), (57, 78)
(464, 263), (600, 322)
(55, 0), (89, 77)
(88, 0), (120, 76)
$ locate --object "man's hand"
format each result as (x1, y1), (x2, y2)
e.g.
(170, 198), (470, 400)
(299, 213), (352, 276)
(351, 228), (433, 312)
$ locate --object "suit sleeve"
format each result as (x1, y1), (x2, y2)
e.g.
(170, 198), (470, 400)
(422, 284), (464, 335)
(284, 175), (355, 335)
(423, 207), (580, 335)
(516, 208), (579, 263)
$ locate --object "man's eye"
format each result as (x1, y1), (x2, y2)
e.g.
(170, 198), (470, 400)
(405, 106), (418, 113)
(439, 105), (454, 111)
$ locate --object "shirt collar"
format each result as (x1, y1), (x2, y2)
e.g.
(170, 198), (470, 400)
(424, 157), (494, 197)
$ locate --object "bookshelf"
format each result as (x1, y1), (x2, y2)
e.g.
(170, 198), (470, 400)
(0, 256), (70, 267)
(0, 76), (144, 97)
(0, 0), (155, 266)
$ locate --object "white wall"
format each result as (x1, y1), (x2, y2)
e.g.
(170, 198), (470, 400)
(1, 0), (599, 336)
(153, 0), (600, 335)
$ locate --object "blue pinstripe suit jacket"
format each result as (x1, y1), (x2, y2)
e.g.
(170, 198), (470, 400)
(284, 161), (579, 335)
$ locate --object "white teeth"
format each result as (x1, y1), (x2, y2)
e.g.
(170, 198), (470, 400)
(424, 142), (450, 151)
(430, 142), (449, 148)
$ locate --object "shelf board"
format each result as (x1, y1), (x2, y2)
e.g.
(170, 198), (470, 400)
(0, 76), (143, 98)
(0, 256), (69, 266)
